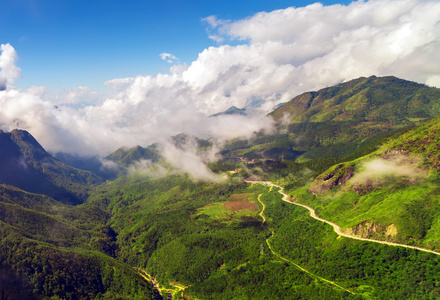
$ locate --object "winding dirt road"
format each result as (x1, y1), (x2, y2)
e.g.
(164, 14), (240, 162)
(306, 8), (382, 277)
(264, 230), (354, 295)
(254, 186), (354, 294)
(247, 180), (440, 256)
(257, 193), (266, 225)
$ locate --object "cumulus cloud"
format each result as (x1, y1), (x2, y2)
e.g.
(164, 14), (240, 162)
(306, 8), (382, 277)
(206, 0), (440, 89)
(26, 85), (52, 99)
(1, 0), (440, 180)
(202, 15), (230, 43)
(0, 43), (21, 89)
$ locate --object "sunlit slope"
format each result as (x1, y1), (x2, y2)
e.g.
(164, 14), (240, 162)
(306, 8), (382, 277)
(86, 173), (440, 299)
(291, 117), (440, 250)
(271, 76), (440, 123)
(223, 76), (440, 162)
(0, 129), (101, 204)
(87, 174), (360, 299)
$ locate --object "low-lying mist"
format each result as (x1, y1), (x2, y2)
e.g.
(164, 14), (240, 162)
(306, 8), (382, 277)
(2, 0), (440, 181)
(349, 154), (427, 186)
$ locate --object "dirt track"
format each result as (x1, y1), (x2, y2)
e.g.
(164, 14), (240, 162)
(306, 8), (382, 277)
(254, 185), (354, 294)
(247, 180), (440, 256)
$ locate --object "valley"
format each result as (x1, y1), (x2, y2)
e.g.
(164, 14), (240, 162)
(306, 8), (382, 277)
(2, 76), (440, 299)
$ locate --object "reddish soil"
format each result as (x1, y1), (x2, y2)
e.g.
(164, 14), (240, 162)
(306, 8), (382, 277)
(224, 200), (258, 212)
(228, 193), (253, 201)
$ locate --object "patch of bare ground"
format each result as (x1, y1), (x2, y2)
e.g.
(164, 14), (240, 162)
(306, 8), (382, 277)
(344, 222), (398, 241)
(225, 200), (258, 212)
(308, 163), (354, 195)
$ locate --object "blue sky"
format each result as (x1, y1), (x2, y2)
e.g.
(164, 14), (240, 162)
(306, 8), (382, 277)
(1, 0), (351, 91)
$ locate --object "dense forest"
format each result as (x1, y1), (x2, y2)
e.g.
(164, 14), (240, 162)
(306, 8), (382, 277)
(2, 76), (440, 299)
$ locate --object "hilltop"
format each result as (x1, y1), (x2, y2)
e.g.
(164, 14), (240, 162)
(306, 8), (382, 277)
(221, 76), (440, 165)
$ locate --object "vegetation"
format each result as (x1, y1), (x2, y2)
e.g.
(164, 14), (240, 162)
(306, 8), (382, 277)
(88, 175), (359, 299)
(106, 145), (160, 168)
(221, 76), (440, 165)
(291, 117), (440, 251)
(0, 129), (101, 204)
(2, 76), (440, 299)
(267, 190), (440, 300)
(0, 184), (159, 299)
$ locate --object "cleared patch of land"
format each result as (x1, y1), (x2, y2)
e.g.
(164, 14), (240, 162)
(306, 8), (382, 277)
(193, 194), (259, 223)
(224, 200), (258, 211)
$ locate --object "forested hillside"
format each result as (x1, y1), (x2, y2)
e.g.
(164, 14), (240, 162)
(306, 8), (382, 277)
(2, 76), (440, 299)
(290, 117), (440, 251)
(222, 76), (440, 163)
(0, 129), (101, 204)
(87, 173), (440, 299)
(0, 184), (160, 299)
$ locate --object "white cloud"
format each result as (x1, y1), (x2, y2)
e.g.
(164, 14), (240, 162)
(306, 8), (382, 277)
(159, 138), (222, 182)
(0, 43), (21, 89)
(202, 15), (227, 29)
(1, 0), (440, 180)
(26, 85), (104, 106)
(159, 52), (179, 63)
(207, 0), (440, 88)
(27, 85), (52, 99)
(202, 15), (230, 43)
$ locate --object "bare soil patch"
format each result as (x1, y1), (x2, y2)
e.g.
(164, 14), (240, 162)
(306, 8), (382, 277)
(225, 200), (258, 212)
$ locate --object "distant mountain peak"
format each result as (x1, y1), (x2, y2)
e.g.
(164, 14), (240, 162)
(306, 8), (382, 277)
(106, 144), (160, 168)
(210, 106), (247, 117)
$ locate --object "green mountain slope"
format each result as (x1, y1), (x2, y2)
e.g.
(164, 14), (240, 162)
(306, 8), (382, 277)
(106, 145), (160, 168)
(270, 76), (438, 123)
(291, 117), (440, 250)
(0, 129), (102, 204)
(87, 174), (356, 299)
(4, 75), (440, 299)
(222, 76), (440, 164)
(84, 172), (440, 299)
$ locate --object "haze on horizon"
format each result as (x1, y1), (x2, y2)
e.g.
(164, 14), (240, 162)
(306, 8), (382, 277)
(1, 0), (440, 161)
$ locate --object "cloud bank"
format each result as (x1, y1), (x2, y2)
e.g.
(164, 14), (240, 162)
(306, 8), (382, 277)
(1, 0), (440, 178)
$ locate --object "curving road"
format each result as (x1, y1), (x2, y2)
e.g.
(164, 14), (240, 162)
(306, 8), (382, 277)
(247, 181), (440, 256)
(256, 189), (355, 294)
(257, 193), (267, 225)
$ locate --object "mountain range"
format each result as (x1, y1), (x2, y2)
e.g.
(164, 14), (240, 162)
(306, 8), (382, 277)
(222, 76), (440, 163)
(1, 75), (440, 299)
